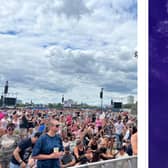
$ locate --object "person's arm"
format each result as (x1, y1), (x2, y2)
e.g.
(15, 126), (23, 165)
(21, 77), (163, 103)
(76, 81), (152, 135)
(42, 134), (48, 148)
(112, 151), (119, 158)
(131, 134), (137, 155)
(100, 153), (115, 159)
(62, 161), (76, 168)
(61, 157), (76, 168)
(73, 147), (79, 159)
(13, 147), (26, 168)
(27, 154), (36, 167)
(33, 152), (62, 160)
(88, 139), (93, 147)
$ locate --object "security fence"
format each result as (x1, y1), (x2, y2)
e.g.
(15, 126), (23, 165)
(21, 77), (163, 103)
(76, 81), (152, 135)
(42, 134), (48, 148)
(69, 156), (137, 168)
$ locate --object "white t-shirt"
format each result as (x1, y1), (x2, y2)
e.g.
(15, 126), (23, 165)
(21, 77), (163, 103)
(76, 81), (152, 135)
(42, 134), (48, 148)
(12, 119), (20, 130)
(0, 118), (8, 129)
(114, 122), (124, 134)
(0, 134), (19, 161)
(123, 129), (131, 140)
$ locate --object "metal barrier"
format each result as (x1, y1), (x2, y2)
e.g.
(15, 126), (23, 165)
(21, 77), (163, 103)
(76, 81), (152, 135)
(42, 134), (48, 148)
(69, 156), (137, 168)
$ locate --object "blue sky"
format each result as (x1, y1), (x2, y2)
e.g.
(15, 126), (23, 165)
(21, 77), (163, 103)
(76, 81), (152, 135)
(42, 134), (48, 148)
(0, 0), (137, 105)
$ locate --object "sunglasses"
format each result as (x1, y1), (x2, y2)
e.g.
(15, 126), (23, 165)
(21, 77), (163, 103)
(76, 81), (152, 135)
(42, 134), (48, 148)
(52, 124), (60, 128)
(7, 127), (14, 131)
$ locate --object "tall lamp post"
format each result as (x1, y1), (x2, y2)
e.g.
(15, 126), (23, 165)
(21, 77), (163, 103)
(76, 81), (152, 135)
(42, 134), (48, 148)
(62, 95), (64, 110)
(111, 99), (113, 110)
(100, 88), (103, 114)
(2, 81), (8, 108)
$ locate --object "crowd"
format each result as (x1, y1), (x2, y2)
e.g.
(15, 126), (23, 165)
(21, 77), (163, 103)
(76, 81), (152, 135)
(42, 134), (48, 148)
(0, 108), (137, 168)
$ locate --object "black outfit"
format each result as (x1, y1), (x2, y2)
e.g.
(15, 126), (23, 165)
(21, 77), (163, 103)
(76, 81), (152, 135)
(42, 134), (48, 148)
(78, 148), (88, 165)
(20, 115), (28, 129)
(78, 148), (85, 156)
(92, 114), (96, 122)
(11, 138), (33, 165)
(74, 148), (86, 163)
(28, 117), (34, 128)
(90, 143), (98, 151)
(99, 147), (108, 160)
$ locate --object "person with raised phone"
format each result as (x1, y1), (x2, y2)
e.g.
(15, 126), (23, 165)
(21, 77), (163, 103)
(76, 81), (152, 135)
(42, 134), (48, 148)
(32, 119), (64, 168)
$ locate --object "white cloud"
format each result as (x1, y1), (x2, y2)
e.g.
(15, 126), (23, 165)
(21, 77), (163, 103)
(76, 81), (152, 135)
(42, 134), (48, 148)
(0, 0), (137, 105)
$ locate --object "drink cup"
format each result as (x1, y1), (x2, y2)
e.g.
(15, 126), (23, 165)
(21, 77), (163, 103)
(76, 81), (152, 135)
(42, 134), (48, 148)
(54, 147), (59, 153)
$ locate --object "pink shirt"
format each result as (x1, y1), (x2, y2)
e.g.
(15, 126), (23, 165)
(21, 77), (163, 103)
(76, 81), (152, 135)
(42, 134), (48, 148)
(96, 119), (102, 127)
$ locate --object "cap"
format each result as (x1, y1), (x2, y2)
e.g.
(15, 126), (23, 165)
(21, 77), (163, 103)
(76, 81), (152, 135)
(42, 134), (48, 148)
(34, 132), (42, 138)
(65, 146), (70, 151)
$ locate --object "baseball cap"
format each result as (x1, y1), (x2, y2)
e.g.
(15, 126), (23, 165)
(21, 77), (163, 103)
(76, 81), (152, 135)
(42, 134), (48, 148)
(65, 146), (70, 151)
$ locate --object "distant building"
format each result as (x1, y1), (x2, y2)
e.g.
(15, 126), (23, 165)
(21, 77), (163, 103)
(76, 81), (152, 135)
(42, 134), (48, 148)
(127, 95), (134, 104)
(64, 99), (74, 108)
(16, 99), (22, 104)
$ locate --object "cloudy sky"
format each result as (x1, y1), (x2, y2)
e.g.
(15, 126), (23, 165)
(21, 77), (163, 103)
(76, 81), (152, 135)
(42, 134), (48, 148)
(0, 0), (137, 105)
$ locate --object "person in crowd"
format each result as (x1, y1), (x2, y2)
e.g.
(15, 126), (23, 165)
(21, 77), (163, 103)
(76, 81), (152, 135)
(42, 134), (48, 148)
(61, 146), (76, 168)
(73, 140), (86, 163)
(98, 141), (114, 160)
(122, 125), (133, 156)
(60, 115), (66, 127)
(114, 118), (125, 143)
(76, 146), (93, 165)
(0, 123), (20, 168)
(0, 108), (137, 167)
(84, 146), (93, 163)
(103, 121), (113, 137)
(67, 125), (73, 138)
(92, 113), (96, 123)
(10, 132), (42, 168)
(19, 112), (28, 139)
(95, 117), (102, 132)
(27, 114), (34, 129)
(32, 119), (64, 168)
(115, 146), (129, 168)
(131, 126), (137, 155)
(123, 125), (132, 143)
(106, 136), (116, 156)
(63, 137), (70, 149)
(82, 128), (92, 146)
(116, 146), (128, 158)
(88, 136), (98, 152)
(37, 118), (46, 133)
(0, 114), (8, 130)
(69, 134), (76, 152)
(31, 119), (40, 136)
(12, 112), (20, 132)
(101, 135), (111, 148)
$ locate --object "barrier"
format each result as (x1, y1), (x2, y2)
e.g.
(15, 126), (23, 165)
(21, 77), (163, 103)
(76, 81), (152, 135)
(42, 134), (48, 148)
(69, 156), (137, 168)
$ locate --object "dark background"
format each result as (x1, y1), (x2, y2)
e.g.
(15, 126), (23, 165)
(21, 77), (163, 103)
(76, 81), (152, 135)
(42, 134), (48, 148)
(149, 0), (168, 167)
